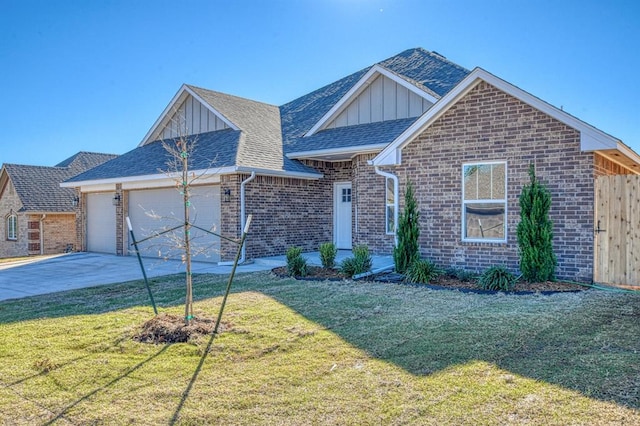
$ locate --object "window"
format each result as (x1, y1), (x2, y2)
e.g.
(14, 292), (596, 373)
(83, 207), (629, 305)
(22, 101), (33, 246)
(462, 162), (506, 242)
(6, 214), (17, 241)
(341, 187), (351, 203)
(385, 177), (395, 234)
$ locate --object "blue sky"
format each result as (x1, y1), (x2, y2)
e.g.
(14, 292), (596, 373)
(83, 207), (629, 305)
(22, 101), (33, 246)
(1, 0), (638, 166)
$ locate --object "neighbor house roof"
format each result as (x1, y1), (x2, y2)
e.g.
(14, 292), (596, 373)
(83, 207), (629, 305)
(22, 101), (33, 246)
(1, 152), (117, 212)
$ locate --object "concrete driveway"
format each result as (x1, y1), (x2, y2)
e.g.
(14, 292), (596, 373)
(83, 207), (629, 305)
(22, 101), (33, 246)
(0, 252), (280, 302)
(0, 250), (394, 302)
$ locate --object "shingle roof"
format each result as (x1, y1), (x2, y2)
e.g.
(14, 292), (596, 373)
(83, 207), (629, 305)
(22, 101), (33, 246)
(71, 48), (469, 183)
(67, 129), (242, 182)
(286, 117), (419, 154)
(280, 47), (470, 152)
(187, 86), (286, 171)
(3, 152), (117, 212)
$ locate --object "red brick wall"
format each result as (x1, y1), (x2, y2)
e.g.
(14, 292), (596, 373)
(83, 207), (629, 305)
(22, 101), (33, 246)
(353, 153), (396, 253)
(220, 161), (353, 260)
(0, 179), (28, 258)
(366, 81), (594, 281)
(40, 214), (76, 254)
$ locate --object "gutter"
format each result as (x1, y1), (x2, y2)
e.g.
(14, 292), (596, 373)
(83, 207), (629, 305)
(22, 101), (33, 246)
(218, 171), (256, 265)
(373, 167), (398, 246)
(61, 166), (322, 189)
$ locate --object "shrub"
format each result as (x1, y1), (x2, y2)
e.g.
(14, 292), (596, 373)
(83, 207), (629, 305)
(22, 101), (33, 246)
(340, 244), (372, 278)
(405, 259), (441, 284)
(445, 267), (477, 282)
(394, 181), (420, 274)
(286, 246), (307, 277)
(478, 265), (516, 291)
(517, 164), (557, 282)
(319, 242), (337, 269)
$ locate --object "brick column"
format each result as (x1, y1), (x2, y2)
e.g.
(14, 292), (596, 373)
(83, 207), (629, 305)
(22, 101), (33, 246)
(115, 184), (124, 255)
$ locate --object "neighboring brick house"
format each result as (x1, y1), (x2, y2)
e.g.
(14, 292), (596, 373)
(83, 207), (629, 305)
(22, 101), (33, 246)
(0, 152), (117, 258)
(63, 48), (639, 282)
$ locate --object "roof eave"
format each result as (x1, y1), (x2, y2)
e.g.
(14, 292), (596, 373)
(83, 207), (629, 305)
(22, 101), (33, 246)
(372, 67), (631, 166)
(304, 65), (439, 137)
(287, 143), (389, 161)
(61, 164), (322, 191)
(138, 85), (240, 147)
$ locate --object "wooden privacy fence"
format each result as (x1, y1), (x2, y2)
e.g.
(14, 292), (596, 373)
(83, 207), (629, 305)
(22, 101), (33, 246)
(594, 174), (640, 287)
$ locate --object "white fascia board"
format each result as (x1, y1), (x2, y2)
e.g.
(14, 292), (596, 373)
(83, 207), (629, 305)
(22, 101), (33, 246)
(138, 85), (239, 147)
(304, 65), (438, 137)
(616, 142), (640, 166)
(61, 167), (236, 191)
(371, 67), (624, 166)
(138, 85), (190, 147)
(473, 68), (619, 151)
(65, 165), (322, 192)
(234, 166), (323, 180)
(286, 143), (388, 160)
(371, 70), (484, 166)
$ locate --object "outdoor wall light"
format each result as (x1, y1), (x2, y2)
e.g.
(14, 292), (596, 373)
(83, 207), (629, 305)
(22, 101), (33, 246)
(224, 188), (231, 203)
(72, 195), (80, 207)
(113, 193), (121, 206)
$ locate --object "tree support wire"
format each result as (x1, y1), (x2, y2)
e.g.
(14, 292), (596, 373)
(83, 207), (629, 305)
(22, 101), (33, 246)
(126, 217), (158, 315)
(125, 214), (253, 332)
(215, 214), (252, 334)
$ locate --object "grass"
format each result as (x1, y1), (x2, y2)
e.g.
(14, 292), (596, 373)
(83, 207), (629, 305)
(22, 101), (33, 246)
(0, 272), (639, 424)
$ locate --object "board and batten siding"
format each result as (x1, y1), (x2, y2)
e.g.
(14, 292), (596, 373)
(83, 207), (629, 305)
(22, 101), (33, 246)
(326, 74), (433, 129)
(161, 95), (229, 139)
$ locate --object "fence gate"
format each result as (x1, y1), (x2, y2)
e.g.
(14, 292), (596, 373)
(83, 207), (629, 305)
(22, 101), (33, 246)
(594, 175), (640, 287)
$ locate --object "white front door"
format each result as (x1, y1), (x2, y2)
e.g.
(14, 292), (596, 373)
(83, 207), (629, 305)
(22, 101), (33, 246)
(334, 182), (352, 249)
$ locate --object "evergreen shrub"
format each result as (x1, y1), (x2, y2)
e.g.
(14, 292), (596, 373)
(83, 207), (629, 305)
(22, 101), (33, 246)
(319, 242), (337, 269)
(394, 181), (420, 274)
(286, 246), (307, 277)
(517, 164), (557, 282)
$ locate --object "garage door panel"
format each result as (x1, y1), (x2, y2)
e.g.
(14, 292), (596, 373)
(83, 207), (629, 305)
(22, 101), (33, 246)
(87, 193), (116, 254)
(128, 186), (220, 262)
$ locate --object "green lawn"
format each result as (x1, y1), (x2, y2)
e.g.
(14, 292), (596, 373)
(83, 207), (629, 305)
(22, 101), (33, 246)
(0, 272), (639, 425)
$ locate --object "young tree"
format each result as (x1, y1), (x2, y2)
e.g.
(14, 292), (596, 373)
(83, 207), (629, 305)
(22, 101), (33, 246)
(517, 164), (557, 282)
(138, 112), (219, 325)
(394, 180), (420, 274)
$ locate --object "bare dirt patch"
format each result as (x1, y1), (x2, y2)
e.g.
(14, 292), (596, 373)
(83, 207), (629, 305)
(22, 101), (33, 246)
(133, 313), (230, 344)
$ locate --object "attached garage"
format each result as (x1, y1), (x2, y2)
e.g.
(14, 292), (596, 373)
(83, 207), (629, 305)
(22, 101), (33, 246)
(127, 185), (221, 262)
(86, 193), (117, 254)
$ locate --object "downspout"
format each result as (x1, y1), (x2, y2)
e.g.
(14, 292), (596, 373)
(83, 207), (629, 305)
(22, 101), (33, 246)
(218, 171), (256, 266)
(374, 167), (398, 246)
(39, 214), (46, 255)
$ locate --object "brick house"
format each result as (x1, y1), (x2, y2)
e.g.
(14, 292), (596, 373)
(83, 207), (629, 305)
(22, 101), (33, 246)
(0, 152), (117, 258)
(63, 48), (639, 282)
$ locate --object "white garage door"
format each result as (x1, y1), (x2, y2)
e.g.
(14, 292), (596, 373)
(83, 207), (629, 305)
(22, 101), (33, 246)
(86, 193), (117, 254)
(128, 186), (221, 262)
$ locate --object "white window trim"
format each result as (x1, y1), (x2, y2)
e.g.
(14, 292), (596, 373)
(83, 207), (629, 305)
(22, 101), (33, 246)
(461, 161), (507, 243)
(6, 214), (17, 241)
(385, 177), (395, 235)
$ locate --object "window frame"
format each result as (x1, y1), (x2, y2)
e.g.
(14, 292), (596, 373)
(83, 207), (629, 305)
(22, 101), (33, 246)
(6, 214), (17, 241)
(461, 161), (507, 243)
(385, 177), (395, 235)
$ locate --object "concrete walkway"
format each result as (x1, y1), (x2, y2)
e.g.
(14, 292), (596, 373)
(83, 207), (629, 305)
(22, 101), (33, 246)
(0, 251), (393, 301)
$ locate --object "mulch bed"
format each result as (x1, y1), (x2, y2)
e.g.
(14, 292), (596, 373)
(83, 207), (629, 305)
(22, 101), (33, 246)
(133, 313), (230, 344)
(273, 266), (587, 294)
